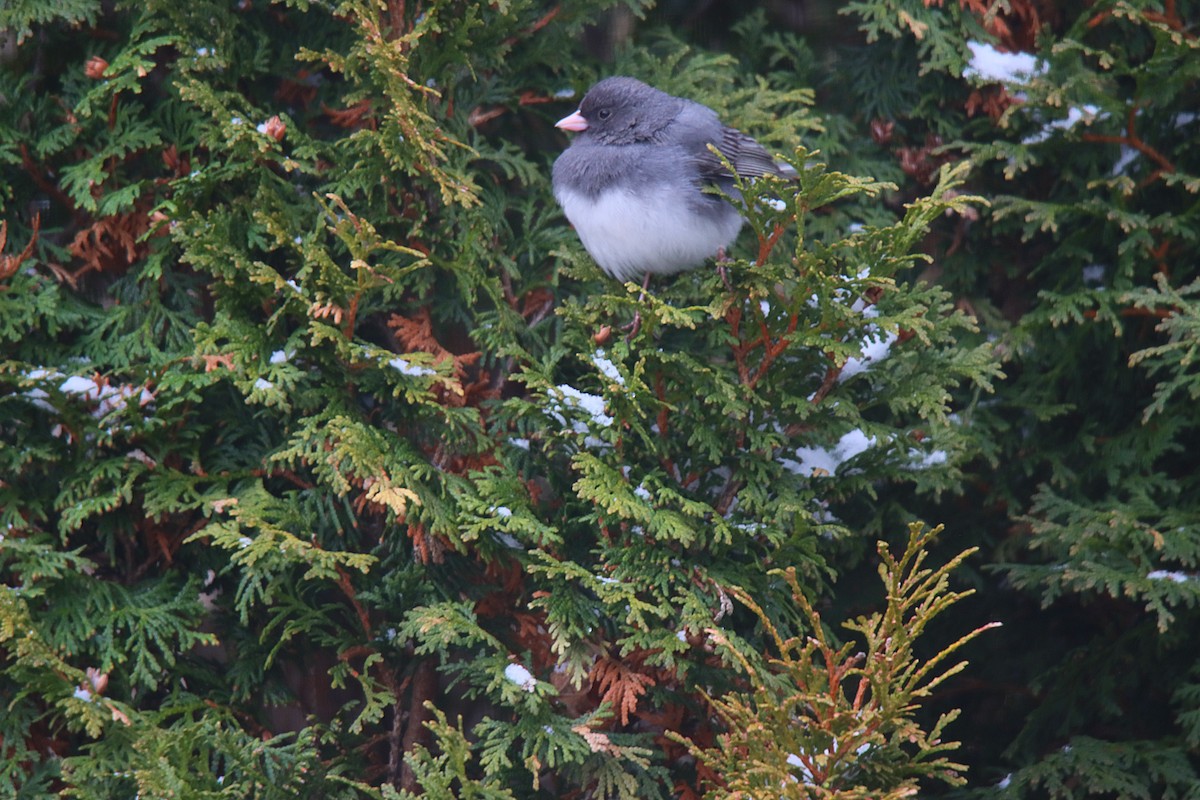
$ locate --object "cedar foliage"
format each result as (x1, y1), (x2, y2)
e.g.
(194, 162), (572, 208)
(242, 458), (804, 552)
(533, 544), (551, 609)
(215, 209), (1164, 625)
(2, 0), (1197, 798)
(838, 0), (1200, 796)
(682, 524), (998, 799)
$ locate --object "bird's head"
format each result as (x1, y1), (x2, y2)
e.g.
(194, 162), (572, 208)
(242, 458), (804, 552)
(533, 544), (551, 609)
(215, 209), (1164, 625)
(555, 77), (682, 145)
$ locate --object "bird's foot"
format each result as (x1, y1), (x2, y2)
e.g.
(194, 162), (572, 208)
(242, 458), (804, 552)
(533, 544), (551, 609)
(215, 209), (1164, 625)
(622, 272), (652, 341)
(716, 247), (733, 291)
(622, 311), (642, 341)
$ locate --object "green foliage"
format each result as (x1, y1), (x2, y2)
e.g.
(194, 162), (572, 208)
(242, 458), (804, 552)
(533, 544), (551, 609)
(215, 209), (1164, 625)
(991, 736), (1199, 800)
(683, 524), (995, 798)
(819, 0), (1200, 796)
(2, 0), (990, 790)
(0, 0), (103, 44)
(394, 705), (520, 800)
(9, 0), (1198, 796)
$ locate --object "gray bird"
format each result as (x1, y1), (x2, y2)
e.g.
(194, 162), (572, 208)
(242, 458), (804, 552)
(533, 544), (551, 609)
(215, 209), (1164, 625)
(551, 76), (795, 284)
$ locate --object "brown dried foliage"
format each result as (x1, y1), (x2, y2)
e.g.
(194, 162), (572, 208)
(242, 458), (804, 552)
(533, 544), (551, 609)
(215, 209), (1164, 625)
(927, 0), (1047, 51)
(590, 652), (657, 726)
(965, 85), (1021, 120)
(387, 307), (493, 408)
(68, 210), (151, 278)
(0, 215), (40, 285)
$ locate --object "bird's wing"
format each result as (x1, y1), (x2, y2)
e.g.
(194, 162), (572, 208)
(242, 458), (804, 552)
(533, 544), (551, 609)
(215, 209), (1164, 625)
(694, 127), (796, 183)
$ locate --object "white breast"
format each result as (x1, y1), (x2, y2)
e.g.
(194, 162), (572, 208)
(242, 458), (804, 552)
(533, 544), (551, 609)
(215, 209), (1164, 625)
(556, 186), (743, 283)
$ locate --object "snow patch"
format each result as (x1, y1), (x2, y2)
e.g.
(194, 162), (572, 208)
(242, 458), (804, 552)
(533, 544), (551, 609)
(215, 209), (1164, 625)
(1148, 570), (1191, 583)
(1023, 105), (1102, 145)
(1112, 145), (1139, 176)
(1082, 264), (1106, 286)
(550, 385), (613, 428)
(963, 41), (1043, 84)
(907, 449), (948, 469)
(839, 329), (898, 381)
(784, 429), (877, 476)
(504, 663), (537, 692)
(389, 357), (435, 377)
(592, 350), (623, 385)
(495, 532), (523, 550)
(47, 374), (156, 418)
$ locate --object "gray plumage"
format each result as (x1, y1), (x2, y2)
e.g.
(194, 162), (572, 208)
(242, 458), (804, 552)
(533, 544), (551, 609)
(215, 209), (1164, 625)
(551, 77), (793, 283)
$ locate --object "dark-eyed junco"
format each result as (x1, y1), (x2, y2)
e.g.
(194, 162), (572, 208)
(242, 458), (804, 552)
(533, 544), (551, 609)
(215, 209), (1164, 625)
(552, 76), (795, 284)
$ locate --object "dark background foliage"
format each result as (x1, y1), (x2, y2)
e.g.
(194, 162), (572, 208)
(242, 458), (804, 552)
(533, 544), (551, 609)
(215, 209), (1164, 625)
(2, 0), (1199, 797)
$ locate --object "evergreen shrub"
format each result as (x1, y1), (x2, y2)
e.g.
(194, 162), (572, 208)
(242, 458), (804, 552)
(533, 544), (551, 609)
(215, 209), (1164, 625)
(5, 0), (1197, 797)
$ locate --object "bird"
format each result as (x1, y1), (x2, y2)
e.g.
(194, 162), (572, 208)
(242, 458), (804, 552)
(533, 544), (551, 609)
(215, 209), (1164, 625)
(551, 76), (795, 286)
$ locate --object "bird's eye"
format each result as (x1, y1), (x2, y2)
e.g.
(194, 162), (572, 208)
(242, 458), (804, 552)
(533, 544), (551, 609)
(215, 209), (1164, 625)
(596, 109), (612, 121)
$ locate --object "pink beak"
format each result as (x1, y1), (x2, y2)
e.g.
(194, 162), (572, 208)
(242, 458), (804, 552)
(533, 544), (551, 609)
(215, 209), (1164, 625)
(555, 110), (588, 132)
